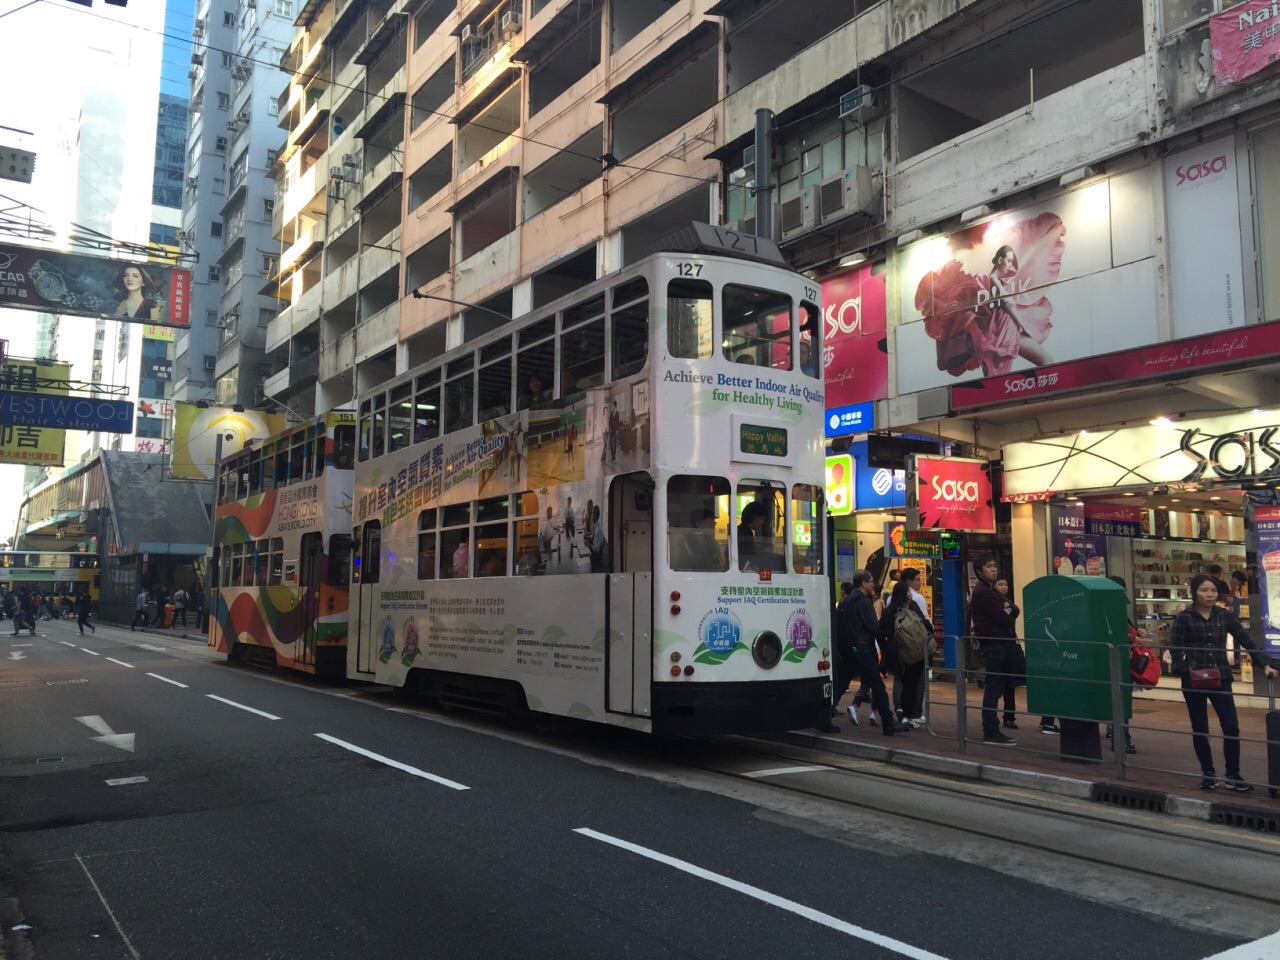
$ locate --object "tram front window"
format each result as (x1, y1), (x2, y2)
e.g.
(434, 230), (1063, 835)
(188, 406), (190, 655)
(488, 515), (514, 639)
(667, 475), (729, 572)
(723, 285), (792, 370)
(736, 482), (786, 573)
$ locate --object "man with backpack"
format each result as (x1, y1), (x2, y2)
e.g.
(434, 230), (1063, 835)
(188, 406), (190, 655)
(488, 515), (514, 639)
(171, 586), (188, 629)
(885, 578), (935, 727)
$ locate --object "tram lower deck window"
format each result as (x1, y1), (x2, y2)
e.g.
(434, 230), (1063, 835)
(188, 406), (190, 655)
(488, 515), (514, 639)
(667, 475), (729, 572)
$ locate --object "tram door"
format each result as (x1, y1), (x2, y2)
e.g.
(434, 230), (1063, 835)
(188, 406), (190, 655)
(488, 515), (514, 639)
(606, 474), (653, 718)
(353, 522), (381, 675)
(296, 533), (322, 668)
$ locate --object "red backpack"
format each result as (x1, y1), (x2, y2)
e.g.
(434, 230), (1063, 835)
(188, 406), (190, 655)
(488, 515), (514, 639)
(1128, 625), (1161, 688)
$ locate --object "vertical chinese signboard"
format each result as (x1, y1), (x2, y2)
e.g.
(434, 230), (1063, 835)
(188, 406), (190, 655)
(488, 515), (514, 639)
(0, 361), (69, 466)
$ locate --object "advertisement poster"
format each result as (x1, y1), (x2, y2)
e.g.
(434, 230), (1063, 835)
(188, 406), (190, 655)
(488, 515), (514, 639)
(884, 523), (939, 559)
(951, 319), (1280, 409)
(1164, 137), (1246, 338)
(0, 243), (191, 327)
(1211, 0), (1280, 85)
(897, 176), (1158, 393)
(0, 361), (68, 466)
(916, 455), (994, 532)
(1049, 504), (1107, 577)
(1254, 504), (1280, 652)
(820, 264), (887, 408)
(169, 403), (287, 480)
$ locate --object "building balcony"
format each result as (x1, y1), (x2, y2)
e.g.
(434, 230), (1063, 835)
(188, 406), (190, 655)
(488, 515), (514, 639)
(319, 327), (356, 381)
(354, 300), (398, 363)
(358, 224), (400, 279)
(322, 253), (360, 308)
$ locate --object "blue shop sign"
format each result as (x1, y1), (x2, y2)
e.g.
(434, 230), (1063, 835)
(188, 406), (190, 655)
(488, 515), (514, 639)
(825, 401), (875, 438)
(850, 442), (907, 511)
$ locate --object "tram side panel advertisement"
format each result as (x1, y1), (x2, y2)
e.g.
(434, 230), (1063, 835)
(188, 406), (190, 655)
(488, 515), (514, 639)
(0, 243), (191, 326)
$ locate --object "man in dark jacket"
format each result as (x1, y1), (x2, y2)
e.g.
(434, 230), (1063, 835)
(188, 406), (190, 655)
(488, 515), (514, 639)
(969, 553), (1022, 746)
(846, 570), (910, 735)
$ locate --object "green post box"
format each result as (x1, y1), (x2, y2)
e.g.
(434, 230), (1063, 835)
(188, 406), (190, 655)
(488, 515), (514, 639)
(1023, 575), (1130, 723)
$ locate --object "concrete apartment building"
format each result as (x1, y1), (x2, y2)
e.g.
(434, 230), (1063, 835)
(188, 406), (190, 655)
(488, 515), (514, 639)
(177, 0), (295, 408)
(264, 0), (1280, 460)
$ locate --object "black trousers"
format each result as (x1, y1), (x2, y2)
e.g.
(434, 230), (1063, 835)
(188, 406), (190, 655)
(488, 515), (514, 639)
(854, 646), (895, 731)
(77, 611), (92, 633)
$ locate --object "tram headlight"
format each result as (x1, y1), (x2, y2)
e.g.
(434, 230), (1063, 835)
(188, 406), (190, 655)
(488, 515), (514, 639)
(751, 631), (783, 670)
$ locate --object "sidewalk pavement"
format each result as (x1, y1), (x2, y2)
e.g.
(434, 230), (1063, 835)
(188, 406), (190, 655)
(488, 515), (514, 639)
(775, 676), (1279, 825)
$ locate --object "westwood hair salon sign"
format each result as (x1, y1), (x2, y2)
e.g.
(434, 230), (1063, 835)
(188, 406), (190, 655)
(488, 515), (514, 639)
(1003, 409), (1280, 498)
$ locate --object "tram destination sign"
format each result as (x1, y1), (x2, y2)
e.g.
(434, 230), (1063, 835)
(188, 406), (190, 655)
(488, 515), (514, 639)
(739, 423), (788, 457)
(0, 390), (134, 433)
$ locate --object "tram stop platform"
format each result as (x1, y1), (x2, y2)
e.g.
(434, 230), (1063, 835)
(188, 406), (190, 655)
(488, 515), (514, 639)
(774, 677), (1279, 829)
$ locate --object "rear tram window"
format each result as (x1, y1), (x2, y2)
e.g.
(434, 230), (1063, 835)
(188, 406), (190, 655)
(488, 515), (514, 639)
(667, 278), (713, 359)
(800, 301), (821, 380)
(358, 399), (372, 462)
(517, 339), (555, 410)
(513, 491), (541, 576)
(417, 510), (437, 580)
(562, 295), (605, 391)
(667, 475), (729, 572)
(611, 277), (649, 380)
(441, 503), (471, 577)
(478, 354), (512, 421)
(735, 481), (787, 574)
(328, 534), (353, 588)
(791, 484), (824, 574)
(445, 355), (475, 433)
(372, 393), (387, 459)
(724, 285), (792, 369)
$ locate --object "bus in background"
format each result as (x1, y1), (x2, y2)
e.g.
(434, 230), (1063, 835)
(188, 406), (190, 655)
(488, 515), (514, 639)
(351, 226), (830, 735)
(209, 411), (356, 675)
(0, 552), (99, 609)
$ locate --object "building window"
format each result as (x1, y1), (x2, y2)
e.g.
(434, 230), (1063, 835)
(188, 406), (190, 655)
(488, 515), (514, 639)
(274, 0), (291, 16)
(215, 135), (228, 152)
(223, 10), (235, 25)
(262, 255), (278, 276)
(259, 307), (276, 326)
(221, 52), (233, 67)
(217, 92), (230, 110)
(267, 96), (279, 117)
(213, 177), (225, 195)
(1162, 0), (1242, 33)
(210, 220), (223, 238)
(208, 265), (221, 282)
(263, 198), (275, 218)
(266, 148), (279, 167)
(149, 223), (178, 246)
(135, 418), (165, 439)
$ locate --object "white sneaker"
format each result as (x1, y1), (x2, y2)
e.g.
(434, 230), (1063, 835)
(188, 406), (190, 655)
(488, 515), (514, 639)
(910, 717), (926, 728)
(846, 705), (859, 726)
(869, 711), (878, 723)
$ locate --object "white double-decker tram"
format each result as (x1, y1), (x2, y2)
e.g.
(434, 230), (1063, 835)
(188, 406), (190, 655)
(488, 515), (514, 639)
(351, 226), (830, 734)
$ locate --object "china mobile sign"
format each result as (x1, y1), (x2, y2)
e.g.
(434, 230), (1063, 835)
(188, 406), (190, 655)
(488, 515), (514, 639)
(1004, 409), (1280, 499)
(916, 456), (995, 532)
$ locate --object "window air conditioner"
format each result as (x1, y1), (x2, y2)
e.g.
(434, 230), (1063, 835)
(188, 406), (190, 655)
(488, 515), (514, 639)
(741, 144), (755, 169)
(203, 357), (217, 371)
(460, 24), (473, 42)
(247, 0), (257, 8)
(500, 10), (521, 38)
(838, 84), (879, 123)
(779, 189), (816, 239)
(191, 53), (204, 65)
(818, 165), (874, 222)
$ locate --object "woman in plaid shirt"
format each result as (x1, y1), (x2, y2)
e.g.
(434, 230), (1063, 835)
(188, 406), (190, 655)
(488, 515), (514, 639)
(1170, 574), (1277, 792)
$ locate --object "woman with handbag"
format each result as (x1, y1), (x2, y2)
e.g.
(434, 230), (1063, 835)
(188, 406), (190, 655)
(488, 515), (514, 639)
(1171, 574), (1277, 792)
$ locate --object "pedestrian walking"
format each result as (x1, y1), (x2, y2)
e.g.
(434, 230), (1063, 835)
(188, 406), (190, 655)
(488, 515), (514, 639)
(172, 586), (188, 628)
(846, 570), (910, 736)
(131, 587), (150, 630)
(76, 590), (95, 636)
(1170, 573), (1277, 792)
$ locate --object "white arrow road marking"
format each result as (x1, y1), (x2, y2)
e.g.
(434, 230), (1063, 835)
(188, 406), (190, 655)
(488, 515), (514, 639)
(75, 715), (136, 753)
(105, 658), (134, 669)
(574, 828), (952, 960)
(315, 734), (469, 790)
(8, 651), (26, 660)
(146, 672), (188, 688)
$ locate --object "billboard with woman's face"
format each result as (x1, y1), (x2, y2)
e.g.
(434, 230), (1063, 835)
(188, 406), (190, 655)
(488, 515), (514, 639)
(0, 242), (191, 326)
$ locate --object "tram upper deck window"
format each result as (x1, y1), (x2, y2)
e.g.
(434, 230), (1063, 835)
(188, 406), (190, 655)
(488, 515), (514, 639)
(478, 347), (512, 422)
(611, 277), (649, 380)
(736, 482), (787, 574)
(724, 285), (792, 370)
(667, 474), (729, 572)
(358, 399), (372, 462)
(389, 383), (413, 453)
(800, 301), (821, 380)
(562, 295), (604, 391)
(372, 393), (387, 458)
(414, 370), (440, 443)
(667, 278), (713, 359)
(417, 509), (438, 580)
(445, 354), (475, 433)
(517, 318), (555, 410)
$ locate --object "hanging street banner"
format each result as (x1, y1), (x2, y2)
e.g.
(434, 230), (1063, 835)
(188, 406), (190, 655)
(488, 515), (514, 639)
(0, 391), (134, 433)
(0, 242), (191, 327)
(1210, 0), (1280, 86)
(169, 403), (286, 480)
(0, 361), (69, 465)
